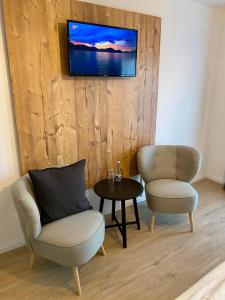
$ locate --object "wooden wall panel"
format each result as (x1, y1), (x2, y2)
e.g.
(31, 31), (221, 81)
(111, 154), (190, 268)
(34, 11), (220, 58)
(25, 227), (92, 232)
(2, 0), (161, 187)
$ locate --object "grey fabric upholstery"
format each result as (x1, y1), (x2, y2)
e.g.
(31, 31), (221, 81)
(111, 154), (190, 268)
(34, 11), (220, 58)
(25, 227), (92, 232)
(137, 145), (201, 214)
(12, 175), (41, 240)
(146, 179), (198, 213)
(37, 210), (104, 247)
(11, 175), (105, 267)
(32, 211), (105, 267)
(137, 145), (201, 183)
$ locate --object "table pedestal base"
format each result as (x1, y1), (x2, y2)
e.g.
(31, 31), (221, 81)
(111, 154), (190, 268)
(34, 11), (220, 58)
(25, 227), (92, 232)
(99, 198), (140, 248)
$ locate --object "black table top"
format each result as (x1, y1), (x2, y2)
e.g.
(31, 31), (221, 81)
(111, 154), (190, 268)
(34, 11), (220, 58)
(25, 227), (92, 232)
(94, 178), (143, 201)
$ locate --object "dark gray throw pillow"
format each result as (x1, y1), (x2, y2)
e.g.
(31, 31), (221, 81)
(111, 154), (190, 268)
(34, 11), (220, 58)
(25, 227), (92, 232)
(28, 160), (92, 225)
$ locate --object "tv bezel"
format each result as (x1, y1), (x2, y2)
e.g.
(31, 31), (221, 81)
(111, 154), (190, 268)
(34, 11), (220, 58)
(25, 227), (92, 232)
(67, 19), (138, 77)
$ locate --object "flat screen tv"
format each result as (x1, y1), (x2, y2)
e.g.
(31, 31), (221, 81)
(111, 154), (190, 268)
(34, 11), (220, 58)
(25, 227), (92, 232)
(67, 20), (138, 77)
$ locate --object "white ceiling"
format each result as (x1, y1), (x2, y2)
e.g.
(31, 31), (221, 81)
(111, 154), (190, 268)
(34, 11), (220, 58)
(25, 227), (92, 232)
(194, 0), (225, 7)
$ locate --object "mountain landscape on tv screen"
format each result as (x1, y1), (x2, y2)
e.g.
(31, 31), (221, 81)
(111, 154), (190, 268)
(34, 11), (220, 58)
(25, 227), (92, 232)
(68, 21), (137, 76)
(69, 42), (136, 54)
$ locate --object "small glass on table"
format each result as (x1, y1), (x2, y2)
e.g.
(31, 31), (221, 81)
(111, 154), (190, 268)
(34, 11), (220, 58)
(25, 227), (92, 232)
(107, 169), (115, 183)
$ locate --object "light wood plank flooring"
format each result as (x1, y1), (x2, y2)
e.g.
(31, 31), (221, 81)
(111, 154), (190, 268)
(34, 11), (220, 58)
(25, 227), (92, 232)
(1, 179), (225, 300)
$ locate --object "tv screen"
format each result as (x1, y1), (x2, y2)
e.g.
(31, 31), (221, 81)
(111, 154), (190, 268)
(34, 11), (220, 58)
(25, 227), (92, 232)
(67, 20), (138, 77)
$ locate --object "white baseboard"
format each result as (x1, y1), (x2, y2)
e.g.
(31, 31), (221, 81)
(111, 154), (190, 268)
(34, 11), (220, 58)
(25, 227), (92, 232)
(0, 241), (25, 255)
(205, 176), (224, 185)
(192, 176), (224, 185)
(192, 176), (206, 183)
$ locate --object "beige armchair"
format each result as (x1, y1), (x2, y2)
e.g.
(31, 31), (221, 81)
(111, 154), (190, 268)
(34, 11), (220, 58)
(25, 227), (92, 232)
(137, 145), (201, 232)
(11, 175), (106, 296)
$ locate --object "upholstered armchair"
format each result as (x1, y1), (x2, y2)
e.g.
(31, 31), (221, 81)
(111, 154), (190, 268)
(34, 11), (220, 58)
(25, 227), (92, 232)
(137, 145), (201, 232)
(11, 175), (106, 296)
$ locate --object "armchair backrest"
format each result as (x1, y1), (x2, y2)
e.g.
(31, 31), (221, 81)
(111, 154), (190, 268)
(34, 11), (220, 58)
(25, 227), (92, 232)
(11, 175), (41, 250)
(137, 145), (201, 183)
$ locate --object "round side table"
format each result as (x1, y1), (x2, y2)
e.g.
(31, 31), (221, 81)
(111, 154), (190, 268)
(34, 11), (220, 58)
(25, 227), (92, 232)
(94, 178), (143, 248)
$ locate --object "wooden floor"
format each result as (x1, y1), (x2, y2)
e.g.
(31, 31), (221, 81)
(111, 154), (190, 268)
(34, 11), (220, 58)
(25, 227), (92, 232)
(1, 179), (225, 300)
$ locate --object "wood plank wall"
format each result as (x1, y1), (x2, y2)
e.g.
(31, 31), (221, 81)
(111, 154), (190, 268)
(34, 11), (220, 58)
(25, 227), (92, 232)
(2, 0), (161, 187)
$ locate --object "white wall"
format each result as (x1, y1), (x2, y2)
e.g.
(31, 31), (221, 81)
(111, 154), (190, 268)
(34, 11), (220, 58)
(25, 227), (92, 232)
(0, 2), (24, 253)
(204, 9), (225, 184)
(0, 0), (219, 253)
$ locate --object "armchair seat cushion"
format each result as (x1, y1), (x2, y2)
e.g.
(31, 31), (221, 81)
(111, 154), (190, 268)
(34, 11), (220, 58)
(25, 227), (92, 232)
(147, 179), (197, 198)
(146, 179), (198, 214)
(31, 210), (105, 267)
(37, 210), (103, 247)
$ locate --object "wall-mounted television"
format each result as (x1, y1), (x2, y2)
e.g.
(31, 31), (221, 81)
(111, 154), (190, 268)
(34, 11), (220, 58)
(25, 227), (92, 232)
(67, 20), (138, 77)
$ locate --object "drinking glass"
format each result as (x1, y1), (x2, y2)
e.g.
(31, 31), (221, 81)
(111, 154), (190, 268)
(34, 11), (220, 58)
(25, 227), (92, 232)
(108, 169), (115, 182)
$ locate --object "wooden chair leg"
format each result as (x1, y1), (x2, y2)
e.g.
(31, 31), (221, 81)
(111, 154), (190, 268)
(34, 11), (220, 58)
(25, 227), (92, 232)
(99, 245), (106, 256)
(72, 266), (82, 296)
(149, 211), (155, 232)
(189, 212), (195, 233)
(29, 253), (36, 270)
